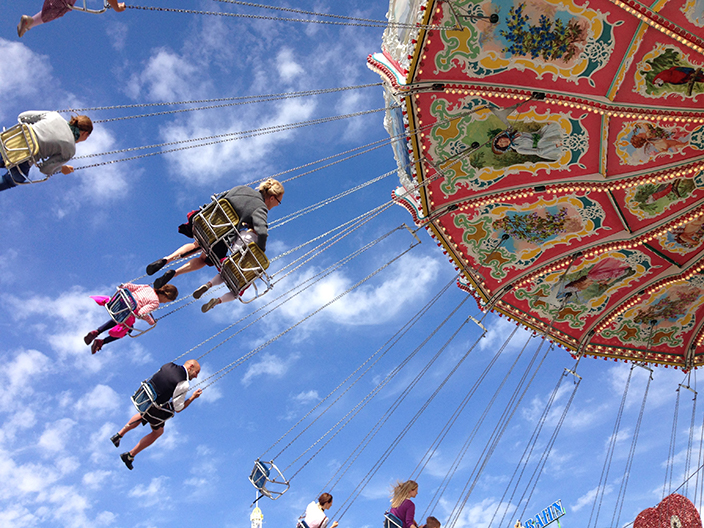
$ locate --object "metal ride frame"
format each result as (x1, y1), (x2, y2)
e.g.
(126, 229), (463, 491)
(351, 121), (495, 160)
(0, 121), (45, 184)
(105, 287), (157, 338)
(67, 0), (111, 14)
(248, 459), (290, 500)
(384, 512), (403, 528)
(191, 198), (272, 303)
(130, 381), (174, 428)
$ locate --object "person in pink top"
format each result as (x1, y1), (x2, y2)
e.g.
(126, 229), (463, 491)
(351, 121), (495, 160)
(84, 283), (178, 353)
(17, 0), (126, 37)
(389, 480), (419, 528)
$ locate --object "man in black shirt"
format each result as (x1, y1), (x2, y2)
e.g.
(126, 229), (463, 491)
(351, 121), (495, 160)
(111, 360), (202, 470)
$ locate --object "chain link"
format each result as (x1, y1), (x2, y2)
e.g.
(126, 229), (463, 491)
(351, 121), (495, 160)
(57, 83), (381, 115)
(127, 4), (449, 30)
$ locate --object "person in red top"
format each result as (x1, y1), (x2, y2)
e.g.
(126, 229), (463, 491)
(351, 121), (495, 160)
(84, 283), (178, 353)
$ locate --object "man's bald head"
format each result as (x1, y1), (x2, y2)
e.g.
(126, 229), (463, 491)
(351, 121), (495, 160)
(184, 359), (201, 379)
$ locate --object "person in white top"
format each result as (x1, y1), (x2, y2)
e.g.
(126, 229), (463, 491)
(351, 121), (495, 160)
(302, 493), (339, 528)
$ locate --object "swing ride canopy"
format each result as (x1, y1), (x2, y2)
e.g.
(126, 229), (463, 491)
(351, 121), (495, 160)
(368, 0), (704, 370)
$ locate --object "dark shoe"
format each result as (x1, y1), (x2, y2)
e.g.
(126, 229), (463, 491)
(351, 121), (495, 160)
(146, 258), (167, 276)
(17, 15), (32, 37)
(84, 330), (99, 345)
(193, 283), (209, 300)
(202, 298), (220, 313)
(111, 433), (122, 448)
(154, 269), (175, 289)
(120, 452), (134, 470)
(91, 339), (103, 354)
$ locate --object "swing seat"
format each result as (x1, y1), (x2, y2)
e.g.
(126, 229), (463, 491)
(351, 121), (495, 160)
(105, 287), (156, 338)
(131, 380), (174, 428)
(248, 459), (289, 500)
(67, 0), (110, 14)
(0, 123), (43, 183)
(384, 513), (403, 528)
(192, 198), (241, 258)
(220, 240), (272, 303)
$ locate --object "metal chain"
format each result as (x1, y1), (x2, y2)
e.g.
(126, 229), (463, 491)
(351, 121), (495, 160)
(263, 276), (458, 466)
(190, 241), (420, 392)
(127, 4), (450, 30)
(289, 293), (472, 483)
(58, 83), (381, 115)
(73, 111), (387, 170)
(587, 366), (634, 528)
(171, 222), (408, 363)
(270, 170), (395, 230)
(271, 203), (389, 263)
(272, 205), (391, 283)
(612, 373), (651, 528)
(74, 107), (389, 161)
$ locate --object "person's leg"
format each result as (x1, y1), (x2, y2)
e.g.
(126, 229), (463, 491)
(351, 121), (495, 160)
(97, 319), (118, 336)
(0, 172), (18, 192)
(117, 413), (144, 438)
(173, 253), (208, 278)
(166, 243), (199, 262)
(129, 426), (164, 456)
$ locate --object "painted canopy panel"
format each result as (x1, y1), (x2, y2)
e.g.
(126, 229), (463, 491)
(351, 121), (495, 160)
(370, 0), (704, 368)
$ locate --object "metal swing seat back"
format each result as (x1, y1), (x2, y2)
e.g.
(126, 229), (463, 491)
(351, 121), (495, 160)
(192, 198), (240, 263)
(220, 237), (271, 304)
(0, 122), (45, 184)
(131, 380), (174, 428)
(67, 0), (112, 14)
(384, 512), (403, 528)
(248, 459), (290, 500)
(105, 287), (156, 338)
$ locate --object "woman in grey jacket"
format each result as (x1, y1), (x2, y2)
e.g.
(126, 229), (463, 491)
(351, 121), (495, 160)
(0, 111), (93, 191)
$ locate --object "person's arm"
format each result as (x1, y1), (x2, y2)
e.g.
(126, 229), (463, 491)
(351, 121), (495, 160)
(251, 207), (269, 251)
(175, 389), (202, 412)
(107, 0), (126, 11)
(405, 501), (417, 528)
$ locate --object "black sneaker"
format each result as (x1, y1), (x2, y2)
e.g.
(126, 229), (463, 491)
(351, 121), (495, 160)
(146, 258), (167, 276)
(154, 269), (175, 290)
(110, 433), (121, 448)
(120, 452), (134, 470)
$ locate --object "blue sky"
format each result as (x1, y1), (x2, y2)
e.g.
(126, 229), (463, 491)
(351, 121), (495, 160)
(0, 1), (702, 528)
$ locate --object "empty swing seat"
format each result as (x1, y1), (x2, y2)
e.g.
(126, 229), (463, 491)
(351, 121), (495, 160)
(220, 240), (271, 303)
(384, 512), (403, 528)
(0, 123), (41, 183)
(131, 381), (174, 428)
(248, 459), (289, 500)
(192, 198), (240, 259)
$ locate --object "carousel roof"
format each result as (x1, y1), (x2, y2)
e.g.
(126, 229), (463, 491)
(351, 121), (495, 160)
(369, 0), (704, 369)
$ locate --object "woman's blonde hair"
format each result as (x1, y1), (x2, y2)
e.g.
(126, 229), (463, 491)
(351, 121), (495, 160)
(390, 480), (418, 508)
(258, 178), (284, 198)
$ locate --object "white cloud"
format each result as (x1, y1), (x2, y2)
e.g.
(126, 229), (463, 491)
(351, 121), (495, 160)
(106, 21), (128, 52)
(125, 48), (201, 102)
(277, 48), (305, 82)
(74, 385), (120, 417)
(0, 40), (53, 121)
(242, 352), (300, 386)
(271, 253), (443, 328)
(128, 476), (171, 508)
(294, 390), (320, 405)
(38, 418), (77, 454)
(0, 349), (52, 412)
